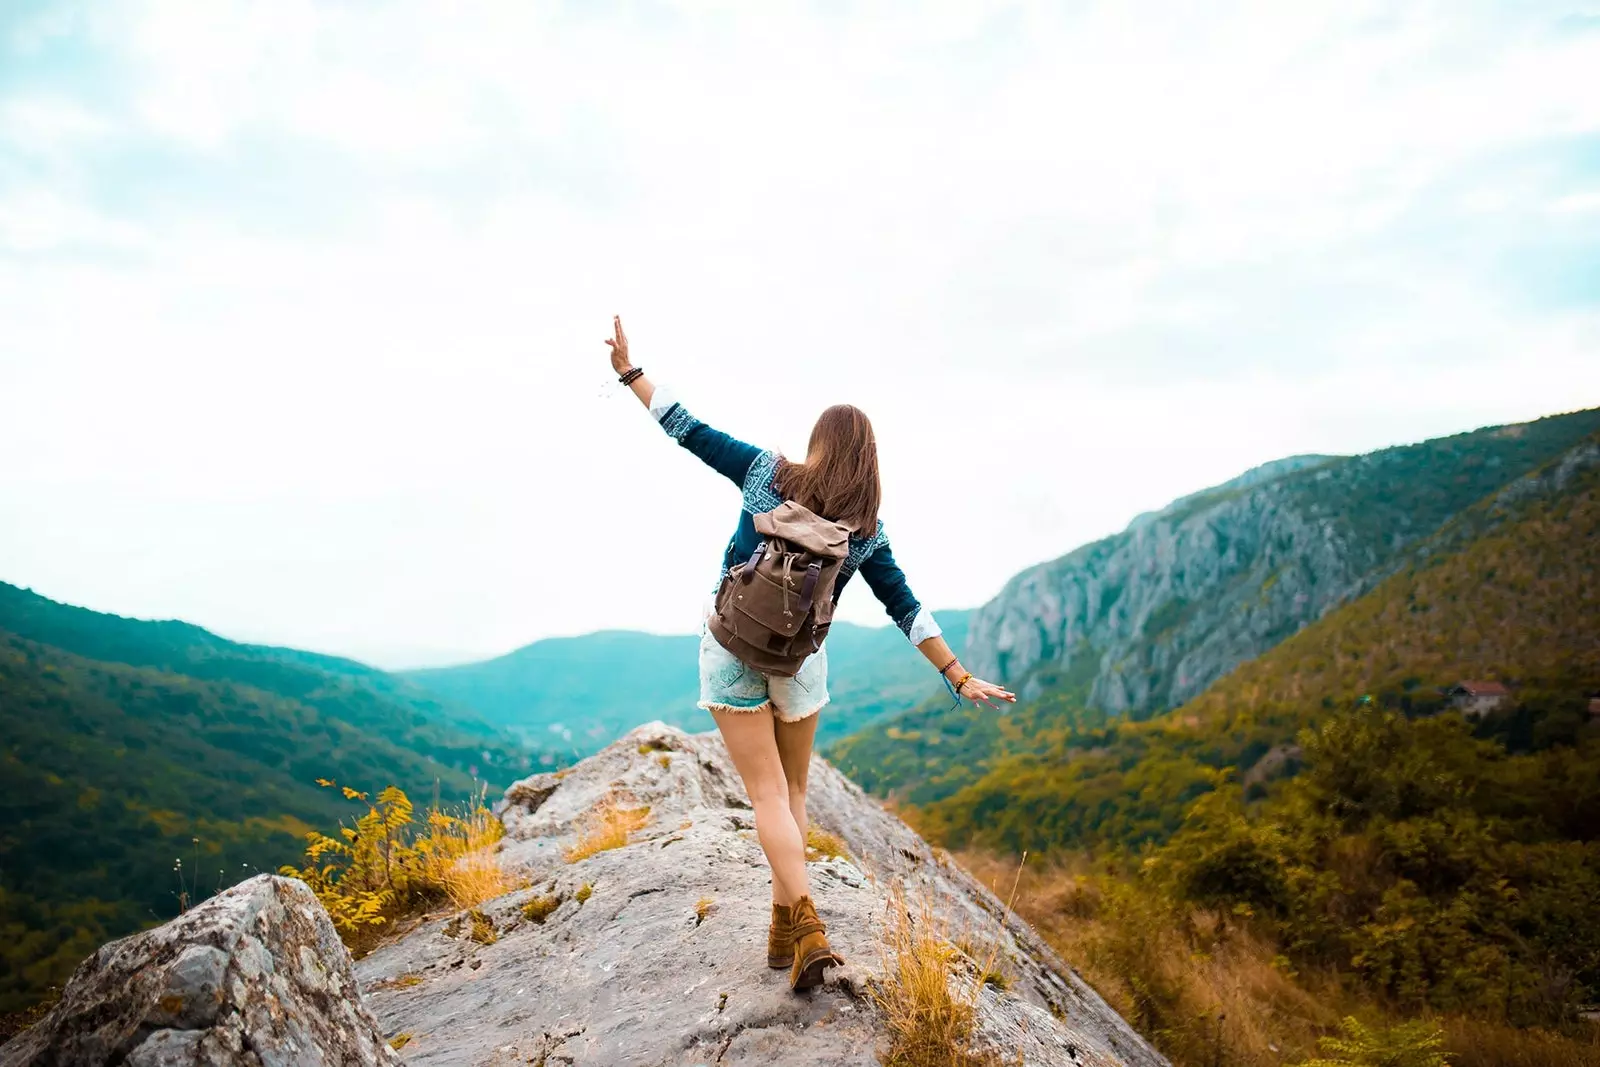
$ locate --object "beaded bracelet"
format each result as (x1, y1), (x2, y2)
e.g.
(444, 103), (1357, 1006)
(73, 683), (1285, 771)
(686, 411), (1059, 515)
(937, 656), (959, 677)
(619, 367), (644, 386)
(951, 671), (974, 692)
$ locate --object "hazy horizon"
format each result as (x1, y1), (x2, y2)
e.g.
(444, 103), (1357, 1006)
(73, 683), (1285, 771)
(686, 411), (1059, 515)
(4, 2), (1598, 666)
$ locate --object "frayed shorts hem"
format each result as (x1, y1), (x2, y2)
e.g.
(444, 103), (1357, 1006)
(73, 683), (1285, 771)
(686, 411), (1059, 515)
(698, 698), (828, 724)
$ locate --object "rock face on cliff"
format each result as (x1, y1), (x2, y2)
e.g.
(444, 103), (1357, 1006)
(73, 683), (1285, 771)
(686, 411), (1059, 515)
(965, 409), (1600, 716)
(356, 723), (1167, 1067)
(0, 875), (400, 1067)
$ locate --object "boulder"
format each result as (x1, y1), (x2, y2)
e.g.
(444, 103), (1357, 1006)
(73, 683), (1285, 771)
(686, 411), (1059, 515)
(358, 723), (1167, 1066)
(1, 875), (400, 1067)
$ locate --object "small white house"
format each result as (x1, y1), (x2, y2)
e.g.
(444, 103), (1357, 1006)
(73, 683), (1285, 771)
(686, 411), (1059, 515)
(1446, 680), (1510, 719)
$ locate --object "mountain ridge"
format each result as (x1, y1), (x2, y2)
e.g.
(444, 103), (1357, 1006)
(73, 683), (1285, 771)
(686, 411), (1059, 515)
(918, 428), (1600, 854)
(831, 406), (1600, 804)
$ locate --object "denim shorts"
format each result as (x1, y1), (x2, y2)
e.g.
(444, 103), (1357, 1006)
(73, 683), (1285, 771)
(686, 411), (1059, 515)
(697, 627), (829, 723)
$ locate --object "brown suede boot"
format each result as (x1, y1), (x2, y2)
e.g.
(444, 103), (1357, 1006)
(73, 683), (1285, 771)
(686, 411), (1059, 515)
(767, 903), (794, 969)
(788, 896), (843, 991)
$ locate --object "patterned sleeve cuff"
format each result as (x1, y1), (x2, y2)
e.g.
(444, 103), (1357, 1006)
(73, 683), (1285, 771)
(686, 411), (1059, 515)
(906, 607), (942, 645)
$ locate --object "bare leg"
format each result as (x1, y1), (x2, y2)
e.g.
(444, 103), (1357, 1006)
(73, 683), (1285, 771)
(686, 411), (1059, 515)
(711, 708), (811, 907)
(775, 712), (821, 860)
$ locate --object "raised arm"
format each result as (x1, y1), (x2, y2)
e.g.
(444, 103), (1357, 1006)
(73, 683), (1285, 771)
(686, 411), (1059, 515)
(606, 315), (761, 487)
(857, 533), (1016, 710)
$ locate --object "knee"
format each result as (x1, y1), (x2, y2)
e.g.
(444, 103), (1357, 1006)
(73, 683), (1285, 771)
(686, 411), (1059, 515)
(746, 774), (791, 811)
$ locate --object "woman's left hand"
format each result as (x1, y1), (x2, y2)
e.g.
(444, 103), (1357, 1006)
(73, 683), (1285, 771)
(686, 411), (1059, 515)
(959, 677), (1016, 710)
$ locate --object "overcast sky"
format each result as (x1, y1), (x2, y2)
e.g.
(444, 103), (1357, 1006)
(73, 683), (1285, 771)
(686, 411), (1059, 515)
(2, 1), (1598, 668)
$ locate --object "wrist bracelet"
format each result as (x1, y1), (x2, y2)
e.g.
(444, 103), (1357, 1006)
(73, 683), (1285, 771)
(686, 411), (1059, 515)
(952, 671), (974, 692)
(937, 657), (959, 677)
(619, 367), (644, 386)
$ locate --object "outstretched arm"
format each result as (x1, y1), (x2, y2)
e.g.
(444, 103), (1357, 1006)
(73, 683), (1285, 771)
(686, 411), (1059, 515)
(605, 315), (762, 487)
(857, 535), (1016, 710)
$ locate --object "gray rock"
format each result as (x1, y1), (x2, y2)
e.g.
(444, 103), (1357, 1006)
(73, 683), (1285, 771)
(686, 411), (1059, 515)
(361, 723), (1167, 1067)
(1, 875), (401, 1067)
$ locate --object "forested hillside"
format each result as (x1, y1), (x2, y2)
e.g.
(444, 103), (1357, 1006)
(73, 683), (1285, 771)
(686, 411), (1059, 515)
(831, 408), (1600, 804)
(918, 435), (1600, 853)
(407, 610), (970, 751)
(0, 585), (550, 1013)
(898, 434), (1600, 1056)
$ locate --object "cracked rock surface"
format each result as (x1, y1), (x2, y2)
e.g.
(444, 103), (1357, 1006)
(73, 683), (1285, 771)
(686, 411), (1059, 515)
(1, 875), (400, 1067)
(358, 723), (1167, 1067)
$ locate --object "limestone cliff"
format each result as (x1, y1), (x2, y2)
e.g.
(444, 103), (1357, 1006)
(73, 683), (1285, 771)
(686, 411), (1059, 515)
(965, 409), (1600, 716)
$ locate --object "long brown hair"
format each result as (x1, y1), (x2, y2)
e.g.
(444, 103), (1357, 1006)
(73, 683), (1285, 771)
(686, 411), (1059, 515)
(774, 404), (881, 535)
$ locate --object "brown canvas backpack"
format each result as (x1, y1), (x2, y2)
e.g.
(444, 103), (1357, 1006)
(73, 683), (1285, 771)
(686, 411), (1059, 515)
(707, 500), (853, 677)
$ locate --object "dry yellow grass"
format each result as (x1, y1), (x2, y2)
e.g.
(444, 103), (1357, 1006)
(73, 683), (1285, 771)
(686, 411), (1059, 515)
(957, 850), (1600, 1067)
(695, 897), (714, 925)
(425, 800), (517, 910)
(870, 883), (1000, 1067)
(961, 850), (1337, 1066)
(563, 798), (651, 863)
(805, 827), (852, 862)
(1444, 1019), (1600, 1067)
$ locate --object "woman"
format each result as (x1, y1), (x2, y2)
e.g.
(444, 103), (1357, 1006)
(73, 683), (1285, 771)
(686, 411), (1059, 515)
(604, 316), (1016, 991)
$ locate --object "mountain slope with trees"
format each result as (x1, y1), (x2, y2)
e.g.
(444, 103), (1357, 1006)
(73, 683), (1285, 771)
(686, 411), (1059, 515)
(0, 585), (551, 1014)
(918, 432), (1600, 855)
(831, 407), (1600, 804)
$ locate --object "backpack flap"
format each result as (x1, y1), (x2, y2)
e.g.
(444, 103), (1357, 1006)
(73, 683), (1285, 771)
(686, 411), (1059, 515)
(751, 501), (851, 559)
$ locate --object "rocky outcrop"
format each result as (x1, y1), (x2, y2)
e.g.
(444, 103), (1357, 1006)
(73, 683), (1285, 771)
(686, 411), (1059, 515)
(7, 725), (1162, 1066)
(0, 875), (400, 1067)
(356, 723), (1167, 1067)
(965, 413), (1600, 717)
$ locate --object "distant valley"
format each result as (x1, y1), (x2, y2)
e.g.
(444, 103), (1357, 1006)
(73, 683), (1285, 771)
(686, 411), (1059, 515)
(405, 611), (971, 755)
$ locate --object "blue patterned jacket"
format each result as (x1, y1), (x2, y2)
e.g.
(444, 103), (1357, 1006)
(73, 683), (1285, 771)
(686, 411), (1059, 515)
(651, 387), (941, 645)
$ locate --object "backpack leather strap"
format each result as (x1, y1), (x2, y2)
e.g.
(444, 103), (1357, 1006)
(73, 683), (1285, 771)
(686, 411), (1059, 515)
(741, 544), (765, 581)
(796, 561), (823, 614)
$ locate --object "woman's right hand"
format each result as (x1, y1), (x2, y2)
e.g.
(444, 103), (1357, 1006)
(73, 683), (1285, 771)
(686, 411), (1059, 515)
(959, 676), (1016, 710)
(604, 315), (631, 375)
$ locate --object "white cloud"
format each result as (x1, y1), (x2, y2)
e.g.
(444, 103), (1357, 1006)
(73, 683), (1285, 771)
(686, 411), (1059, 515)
(1, 0), (1598, 664)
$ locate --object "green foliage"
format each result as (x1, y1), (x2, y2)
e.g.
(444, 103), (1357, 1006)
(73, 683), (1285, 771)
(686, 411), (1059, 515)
(1145, 709), (1600, 1020)
(1298, 1016), (1450, 1067)
(279, 781), (509, 953)
(0, 584), (549, 1012)
(0, 582), (541, 784)
(521, 894), (562, 924)
(912, 444), (1600, 861)
(890, 436), (1600, 1025)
